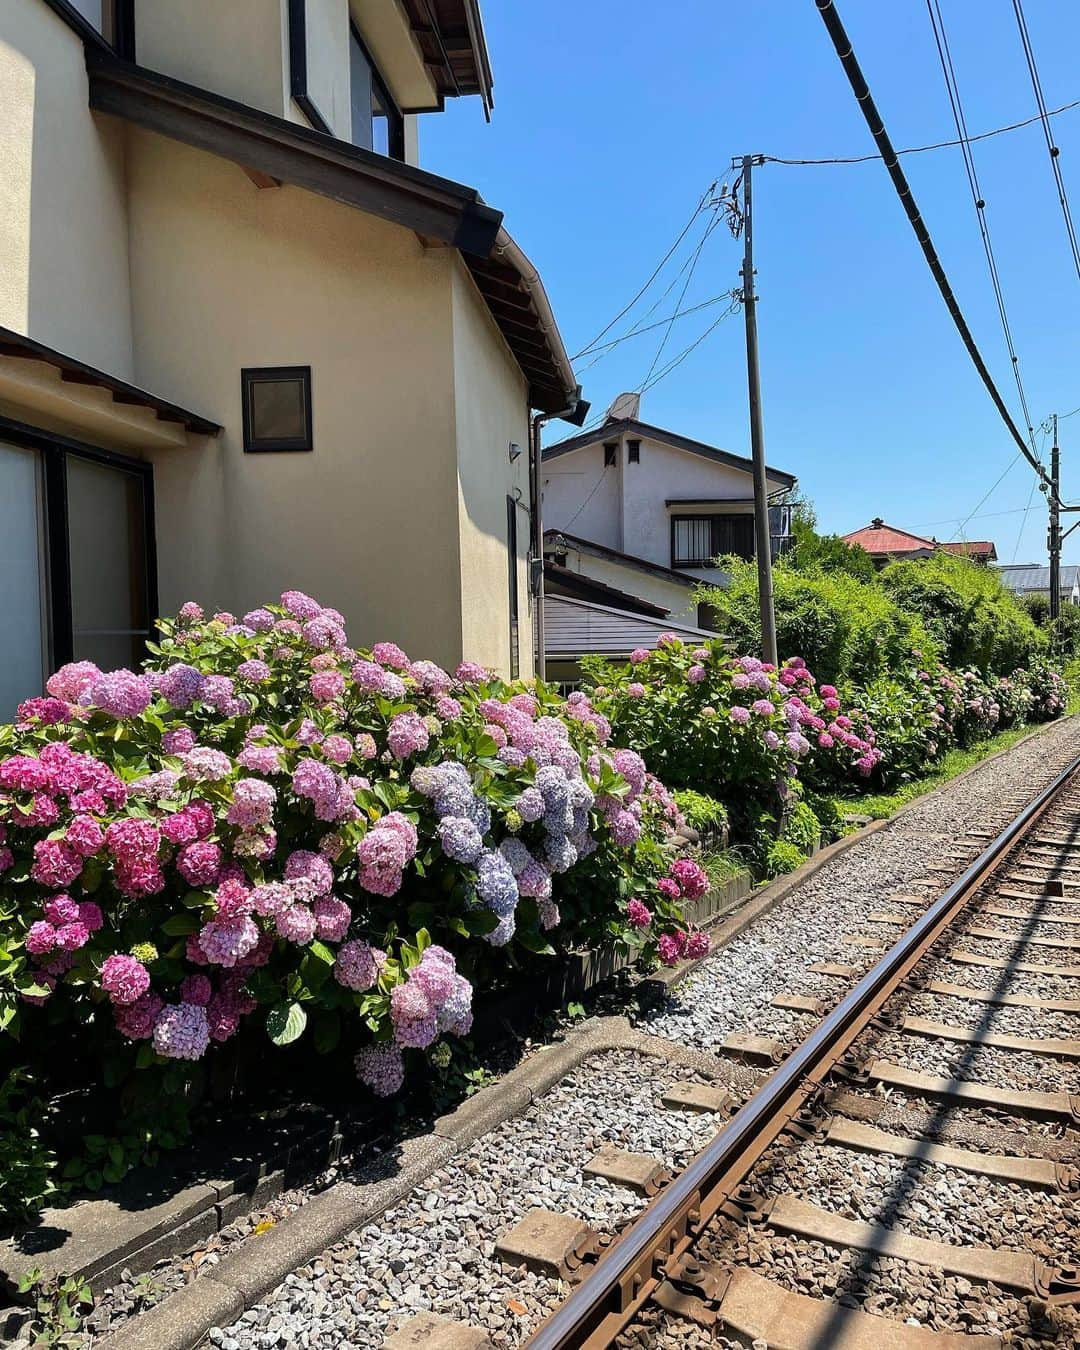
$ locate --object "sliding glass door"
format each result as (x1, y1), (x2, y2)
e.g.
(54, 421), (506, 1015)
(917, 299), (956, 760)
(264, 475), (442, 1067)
(0, 423), (155, 723)
(0, 442), (48, 719)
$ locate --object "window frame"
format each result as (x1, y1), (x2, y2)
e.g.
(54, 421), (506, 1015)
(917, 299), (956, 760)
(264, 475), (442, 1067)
(670, 512), (755, 569)
(506, 495), (520, 679)
(241, 366), (314, 454)
(603, 441), (617, 467)
(349, 21), (406, 160)
(627, 438), (641, 464)
(0, 413), (156, 671)
(41, 0), (135, 56)
(287, 0), (334, 134)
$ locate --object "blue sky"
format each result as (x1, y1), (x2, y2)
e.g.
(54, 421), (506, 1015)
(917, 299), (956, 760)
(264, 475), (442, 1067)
(421, 0), (1080, 565)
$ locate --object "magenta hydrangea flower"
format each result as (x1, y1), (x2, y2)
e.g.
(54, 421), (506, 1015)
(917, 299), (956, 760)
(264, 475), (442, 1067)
(79, 901), (103, 933)
(26, 921), (57, 956)
(657, 877), (680, 901)
(454, 660), (488, 684)
(355, 1043), (405, 1096)
(43, 895), (79, 926)
(387, 712), (429, 759)
(153, 1002), (210, 1060)
(176, 840), (223, 888)
(17, 697), (71, 726)
(334, 939), (384, 991)
(31, 839), (83, 890)
(629, 648), (650, 664)
(181, 746), (233, 782)
(729, 705), (751, 725)
(686, 930), (711, 959)
(237, 659), (272, 684)
(372, 641), (409, 669)
(657, 933), (682, 965)
(669, 858), (708, 900)
(626, 899), (652, 929)
(64, 815), (105, 858)
(100, 954), (151, 1006)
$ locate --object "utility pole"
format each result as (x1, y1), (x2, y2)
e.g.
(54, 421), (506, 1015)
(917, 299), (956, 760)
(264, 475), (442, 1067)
(739, 154), (779, 666)
(1049, 412), (1061, 620)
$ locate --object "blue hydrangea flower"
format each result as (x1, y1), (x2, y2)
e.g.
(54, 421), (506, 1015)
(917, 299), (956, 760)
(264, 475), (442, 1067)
(483, 912), (516, 947)
(476, 849), (519, 917)
(544, 832), (578, 874)
(515, 787), (545, 822)
(437, 815), (484, 864)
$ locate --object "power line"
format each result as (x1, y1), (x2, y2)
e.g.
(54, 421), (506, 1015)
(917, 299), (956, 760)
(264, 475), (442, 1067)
(925, 0), (1038, 456)
(570, 293), (738, 360)
(948, 451), (1022, 542)
(1013, 474), (1040, 561)
(813, 0), (1054, 502)
(639, 209), (723, 390)
(570, 184), (718, 360)
(1011, 0), (1080, 282)
(764, 94), (1080, 166)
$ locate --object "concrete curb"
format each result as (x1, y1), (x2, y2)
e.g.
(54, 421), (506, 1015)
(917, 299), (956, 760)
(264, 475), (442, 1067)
(97, 1015), (739, 1350)
(96, 715), (1077, 1348)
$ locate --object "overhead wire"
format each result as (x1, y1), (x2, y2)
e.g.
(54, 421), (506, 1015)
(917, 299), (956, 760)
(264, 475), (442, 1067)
(925, 0), (1039, 461)
(638, 207), (724, 390)
(812, 0), (1056, 502)
(1011, 0), (1080, 282)
(570, 183), (718, 361)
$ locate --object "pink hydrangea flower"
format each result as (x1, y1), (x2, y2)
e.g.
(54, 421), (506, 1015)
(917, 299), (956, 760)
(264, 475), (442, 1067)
(313, 895), (351, 941)
(372, 641), (409, 669)
(387, 712), (429, 759)
(454, 660), (488, 684)
(729, 705), (750, 725)
(355, 1043), (404, 1096)
(334, 939), (384, 991)
(87, 669), (153, 718)
(199, 916), (259, 968)
(687, 665), (706, 684)
(46, 660), (101, 703)
(626, 899), (652, 928)
(310, 671), (345, 703)
(114, 991), (163, 1040)
(226, 778), (277, 829)
(627, 682), (646, 698)
(629, 648), (650, 664)
(153, 1002), (210, 1060)
(281, 589), (323, 620)
(163, 727), (196, 755)
(276, 903), (317, 944)
(100, 954), (151, 1006)
(657, 933), (682, 965)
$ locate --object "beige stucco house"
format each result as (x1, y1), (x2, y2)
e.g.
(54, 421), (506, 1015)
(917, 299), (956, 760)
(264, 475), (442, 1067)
(0, 0), (582, 720)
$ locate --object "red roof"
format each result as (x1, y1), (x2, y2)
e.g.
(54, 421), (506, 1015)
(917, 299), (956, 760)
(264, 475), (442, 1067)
(841, 521), (936, 555)
(940, 540), (998, 560)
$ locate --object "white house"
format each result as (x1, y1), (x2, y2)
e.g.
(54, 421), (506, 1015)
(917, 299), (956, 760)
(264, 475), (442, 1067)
(539, 395), (796, 678)
(0, 0), (583, 722)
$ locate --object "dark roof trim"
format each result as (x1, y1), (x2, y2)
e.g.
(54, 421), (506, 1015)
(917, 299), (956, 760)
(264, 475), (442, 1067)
(543, 417), (797, 486)
(665, 497), (756, 508)
(544, 529), (697, 587)
(0, 324), (221, 436)
(544, 561), (670, 618)
(86, 54), (503, 257)
(399, 0), (494, 115)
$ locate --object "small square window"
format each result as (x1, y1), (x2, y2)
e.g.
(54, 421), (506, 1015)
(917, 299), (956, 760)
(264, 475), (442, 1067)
(242, 367), (313, 452)
(627, 439), (641, 463)
(603, 442), (617, 467)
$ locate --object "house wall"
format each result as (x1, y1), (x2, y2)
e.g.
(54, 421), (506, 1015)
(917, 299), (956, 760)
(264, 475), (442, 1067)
(134, 0), (292, 120)
(125, 128), (468, 668)
(552, 544), (700, 628)
(542, 442), (621, 549)
(0, 0), (133, 376)
(544, 430), (790, 581)
(451, 258), (533, 676)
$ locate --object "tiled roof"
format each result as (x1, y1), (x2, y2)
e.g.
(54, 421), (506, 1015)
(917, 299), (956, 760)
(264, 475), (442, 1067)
(841, 522), (936, 554)
(940, 540), (997, 559)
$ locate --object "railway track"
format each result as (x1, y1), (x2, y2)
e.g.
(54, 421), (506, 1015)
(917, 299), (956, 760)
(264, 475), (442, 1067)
(461, 759), (1080, 1350)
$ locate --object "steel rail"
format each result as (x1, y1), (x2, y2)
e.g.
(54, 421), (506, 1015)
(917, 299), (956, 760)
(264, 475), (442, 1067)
(525, 752), (1080, 1350)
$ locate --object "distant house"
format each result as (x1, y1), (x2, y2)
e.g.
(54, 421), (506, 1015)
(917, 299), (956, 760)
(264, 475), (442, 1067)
(842, 519), (998, 568)
(539, 394), (797, 679)
(996, 564), (1080, 606)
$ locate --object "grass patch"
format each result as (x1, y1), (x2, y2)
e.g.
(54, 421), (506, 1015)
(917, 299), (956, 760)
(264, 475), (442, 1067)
(832, 721), (1053, 822)
(700, 848), (749, 885)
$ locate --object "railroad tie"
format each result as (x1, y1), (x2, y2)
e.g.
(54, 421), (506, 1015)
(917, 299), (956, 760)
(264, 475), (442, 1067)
(762, 1193), (1048, 1294)
(824, 1116), (1075, 1193)
(924, 978), (1080, 1013)
(899, 1014), (1080, 1058)
(770, 992), (825, 1015)
(719, 1032), (783, 1064)
(866, 912), (911, 926)
(385, 1314), (492, 1350)
(842, 935), (887, 951)
(949, 948), (1080, 979)
(661, 1081), (739, 1114)
(494, 1209), (601, 1279)
(962, 925), (1080, 952)
(582, 1145), (672, 1196)
(808, 961), (858, 978)
(976, 902), (1080, 926)
(867, 1059), (1080, 1123)
(656, 1265), (1001, 1347)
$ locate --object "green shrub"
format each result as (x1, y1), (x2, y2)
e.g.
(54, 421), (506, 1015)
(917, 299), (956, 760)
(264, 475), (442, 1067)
(880, 554), (1045, 676)
(781, 799), (821, 855)
(787, 506), (877, 581)
(673, 790), (728, 834)
(698, 558), (933, 687)
(1050, 605), (1080, 657)
(0, 1069), (58, 1225)
(764, 839), (806, 878)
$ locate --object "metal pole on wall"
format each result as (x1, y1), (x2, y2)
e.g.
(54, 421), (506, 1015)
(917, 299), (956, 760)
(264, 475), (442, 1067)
(740, 154), (779, 665)
(530, 411), (547, 682)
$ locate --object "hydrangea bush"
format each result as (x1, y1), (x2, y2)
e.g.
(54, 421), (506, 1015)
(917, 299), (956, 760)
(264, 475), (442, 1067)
(0, 595), (706, 1099)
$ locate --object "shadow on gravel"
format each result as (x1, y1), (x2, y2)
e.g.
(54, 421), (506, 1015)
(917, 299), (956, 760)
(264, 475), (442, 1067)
(800, 825), (1079, 1347)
